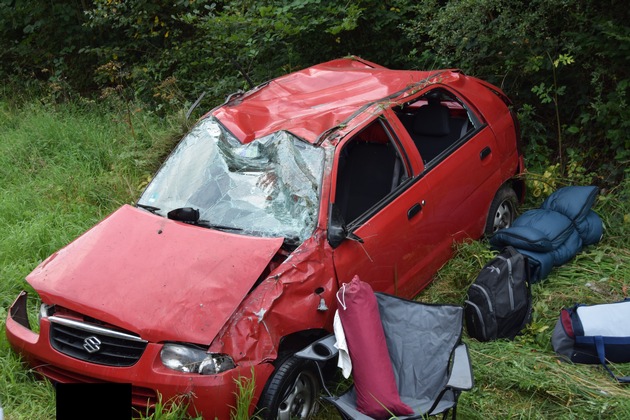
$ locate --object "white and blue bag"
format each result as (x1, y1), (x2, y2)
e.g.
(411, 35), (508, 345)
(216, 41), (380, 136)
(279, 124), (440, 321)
(552, 299), (630, 383)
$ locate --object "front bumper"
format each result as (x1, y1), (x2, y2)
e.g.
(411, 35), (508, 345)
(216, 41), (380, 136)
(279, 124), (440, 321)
(5, 291), (274, 419)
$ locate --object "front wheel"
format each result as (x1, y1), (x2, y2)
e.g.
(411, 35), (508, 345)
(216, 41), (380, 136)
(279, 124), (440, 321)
(258, 355), (320, 420)
(484, 186), (518, 235)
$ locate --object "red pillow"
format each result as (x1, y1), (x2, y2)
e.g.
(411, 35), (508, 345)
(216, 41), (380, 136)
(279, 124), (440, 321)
(337, 276), (413, 418)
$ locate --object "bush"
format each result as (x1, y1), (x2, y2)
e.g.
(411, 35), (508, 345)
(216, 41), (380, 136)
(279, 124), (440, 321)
(400, 0), (629, 184)
(0, 0), (627, 184)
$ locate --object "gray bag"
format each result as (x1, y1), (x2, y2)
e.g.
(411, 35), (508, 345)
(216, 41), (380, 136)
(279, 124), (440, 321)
(464, 246), (532, 341)
(552, 299), (630, 383)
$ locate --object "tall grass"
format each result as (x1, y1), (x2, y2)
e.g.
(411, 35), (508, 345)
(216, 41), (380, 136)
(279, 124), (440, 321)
(136, 393), (202, 420)
(0, 98), (183, 419)
(230, 368), (260, 420)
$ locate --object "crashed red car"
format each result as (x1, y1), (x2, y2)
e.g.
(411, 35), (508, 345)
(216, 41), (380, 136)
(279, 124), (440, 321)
(6, 57), (525, 419)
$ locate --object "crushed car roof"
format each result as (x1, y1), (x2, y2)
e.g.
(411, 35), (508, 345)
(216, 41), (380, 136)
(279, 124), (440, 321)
(213, 56), (462, 144)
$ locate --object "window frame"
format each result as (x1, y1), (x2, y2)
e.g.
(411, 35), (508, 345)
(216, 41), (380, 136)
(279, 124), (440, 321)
(392, 87), (486, 172)
(331, 115), (414, 229)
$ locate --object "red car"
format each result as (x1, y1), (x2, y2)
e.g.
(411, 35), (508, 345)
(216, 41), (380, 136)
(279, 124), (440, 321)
(6, 57), (524, 419)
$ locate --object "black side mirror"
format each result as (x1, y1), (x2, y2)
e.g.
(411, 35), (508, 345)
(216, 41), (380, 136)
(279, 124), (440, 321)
(327, 203), (347, 249)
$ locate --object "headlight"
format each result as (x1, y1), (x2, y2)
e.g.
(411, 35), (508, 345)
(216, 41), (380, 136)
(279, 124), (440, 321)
(160, 343), (235, 375)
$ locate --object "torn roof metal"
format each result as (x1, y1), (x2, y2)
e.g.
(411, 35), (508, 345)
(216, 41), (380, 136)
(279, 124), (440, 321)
(212, 56), (458, 144)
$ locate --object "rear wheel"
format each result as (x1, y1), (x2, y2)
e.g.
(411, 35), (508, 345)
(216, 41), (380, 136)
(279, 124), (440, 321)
(258, 355), (320, 420)
(485, 186), (518, 235)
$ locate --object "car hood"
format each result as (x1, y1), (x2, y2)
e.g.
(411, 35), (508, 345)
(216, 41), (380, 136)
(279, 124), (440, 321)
(27, 205), (284, 344)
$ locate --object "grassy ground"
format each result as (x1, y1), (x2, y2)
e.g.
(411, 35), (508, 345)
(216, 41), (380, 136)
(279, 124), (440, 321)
(0, 97), (185, 419)
(0, 98), (628, 419)
(423, 242), (630, 419)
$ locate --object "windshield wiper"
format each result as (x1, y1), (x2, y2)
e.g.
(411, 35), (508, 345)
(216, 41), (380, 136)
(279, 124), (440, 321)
(136, 203), (161, 214)
(167, 207), (200, 222)
(167, 207), (242, 231)
(196, 220), (243, 231)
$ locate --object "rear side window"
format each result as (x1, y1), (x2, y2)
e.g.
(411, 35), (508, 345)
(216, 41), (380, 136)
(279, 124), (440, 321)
(395, 89), (479, 165)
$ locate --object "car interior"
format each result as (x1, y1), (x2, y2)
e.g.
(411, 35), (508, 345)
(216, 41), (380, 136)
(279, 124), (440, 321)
(395, 90), (473, 164)
(335, 119), (407, 224)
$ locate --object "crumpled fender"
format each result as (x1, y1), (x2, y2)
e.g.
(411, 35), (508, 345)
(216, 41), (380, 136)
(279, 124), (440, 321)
(210, 231), (337, 364)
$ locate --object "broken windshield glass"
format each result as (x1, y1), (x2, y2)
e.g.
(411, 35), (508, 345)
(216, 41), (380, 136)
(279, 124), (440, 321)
(139, 117), (325, 243)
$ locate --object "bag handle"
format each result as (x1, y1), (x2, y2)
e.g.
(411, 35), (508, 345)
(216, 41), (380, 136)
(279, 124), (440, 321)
(594, 336), (630, 383)
(336, 282), (348, 310)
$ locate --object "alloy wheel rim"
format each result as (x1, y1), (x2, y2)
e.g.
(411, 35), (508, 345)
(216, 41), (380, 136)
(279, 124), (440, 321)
(277, 371), (317, 420)
(493, 201), (513, 232)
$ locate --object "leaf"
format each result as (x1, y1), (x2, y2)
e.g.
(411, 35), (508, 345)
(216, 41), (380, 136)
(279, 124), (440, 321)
(567, 125), (580, 134)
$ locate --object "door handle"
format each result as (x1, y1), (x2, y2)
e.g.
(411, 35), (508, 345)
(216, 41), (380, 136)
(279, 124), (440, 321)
(480, 146), (492, 160)
(407, 201), (425, 220)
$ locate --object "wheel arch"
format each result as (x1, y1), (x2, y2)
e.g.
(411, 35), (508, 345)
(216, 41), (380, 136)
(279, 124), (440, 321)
(508, 176), (526, 204)
(275, 328), (330, 362)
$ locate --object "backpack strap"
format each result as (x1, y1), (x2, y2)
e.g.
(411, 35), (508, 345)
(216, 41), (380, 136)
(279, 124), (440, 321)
(589, 336), (630, 383)
(498, 250), (533, 338)
(516, 254), (533, 334)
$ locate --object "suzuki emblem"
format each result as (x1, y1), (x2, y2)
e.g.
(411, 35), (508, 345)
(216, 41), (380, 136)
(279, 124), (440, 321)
(83, 336), (102, 353)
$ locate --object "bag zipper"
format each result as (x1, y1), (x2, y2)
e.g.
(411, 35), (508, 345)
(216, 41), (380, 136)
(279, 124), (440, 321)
(471, 283), (493, 313)
(465, 300), (488, 341)
(498, 255), (516, 310)
(507, 258), (515, 310)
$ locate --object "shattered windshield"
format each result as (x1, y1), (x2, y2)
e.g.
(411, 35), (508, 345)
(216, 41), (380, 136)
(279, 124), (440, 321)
(139, 117), (325, 243)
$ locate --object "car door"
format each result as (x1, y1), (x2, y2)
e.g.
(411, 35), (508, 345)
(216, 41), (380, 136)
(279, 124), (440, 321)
(390, 86), (503, 263)
(330, 115), (439, 297)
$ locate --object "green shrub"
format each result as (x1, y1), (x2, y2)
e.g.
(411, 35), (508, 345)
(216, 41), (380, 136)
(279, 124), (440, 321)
(400, 0), (629, 184)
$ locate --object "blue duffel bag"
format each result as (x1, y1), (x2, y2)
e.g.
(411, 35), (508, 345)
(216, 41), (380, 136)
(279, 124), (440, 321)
(490, 185), (604, 283)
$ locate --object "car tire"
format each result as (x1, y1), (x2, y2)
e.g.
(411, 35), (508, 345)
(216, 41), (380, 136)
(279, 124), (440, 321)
(485, 186), (518, 235)
(258, 355), (320, 420)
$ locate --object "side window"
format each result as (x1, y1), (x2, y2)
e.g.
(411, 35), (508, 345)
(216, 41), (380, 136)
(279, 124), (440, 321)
(335, 118), (408, 224)
(394, 89), (477, 165)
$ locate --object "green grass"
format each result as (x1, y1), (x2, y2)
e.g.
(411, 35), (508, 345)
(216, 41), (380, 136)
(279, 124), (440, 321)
(135, 393), (202, 420)
(0, 97), (628, 419)
(230, 368), (260, 420)
(0, 98), (184, 419)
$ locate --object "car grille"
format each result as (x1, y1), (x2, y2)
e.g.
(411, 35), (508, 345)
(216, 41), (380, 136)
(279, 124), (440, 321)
(49, 316), (148, 367)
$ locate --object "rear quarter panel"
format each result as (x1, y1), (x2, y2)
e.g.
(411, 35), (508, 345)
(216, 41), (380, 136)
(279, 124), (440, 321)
(456, 77), (521, 180)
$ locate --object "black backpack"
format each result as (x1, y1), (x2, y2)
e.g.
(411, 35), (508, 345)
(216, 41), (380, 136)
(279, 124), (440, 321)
(464, 246), (532, 341)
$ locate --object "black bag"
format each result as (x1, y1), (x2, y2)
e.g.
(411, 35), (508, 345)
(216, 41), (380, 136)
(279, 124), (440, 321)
(552, 299), (630, 383)
(464, 246), (532, 341)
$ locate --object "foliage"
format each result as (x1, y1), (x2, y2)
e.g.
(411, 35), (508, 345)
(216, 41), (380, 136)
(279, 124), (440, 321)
(525, 157), (598, 205)
(84, 0), (417, 112)
(1, 1), (627, 182)
(0, 0), (100, 96)
(399, 0), (629, 184)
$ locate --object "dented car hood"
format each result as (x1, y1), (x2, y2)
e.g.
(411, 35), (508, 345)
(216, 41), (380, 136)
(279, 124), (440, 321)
(27, 205), (284, 344)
